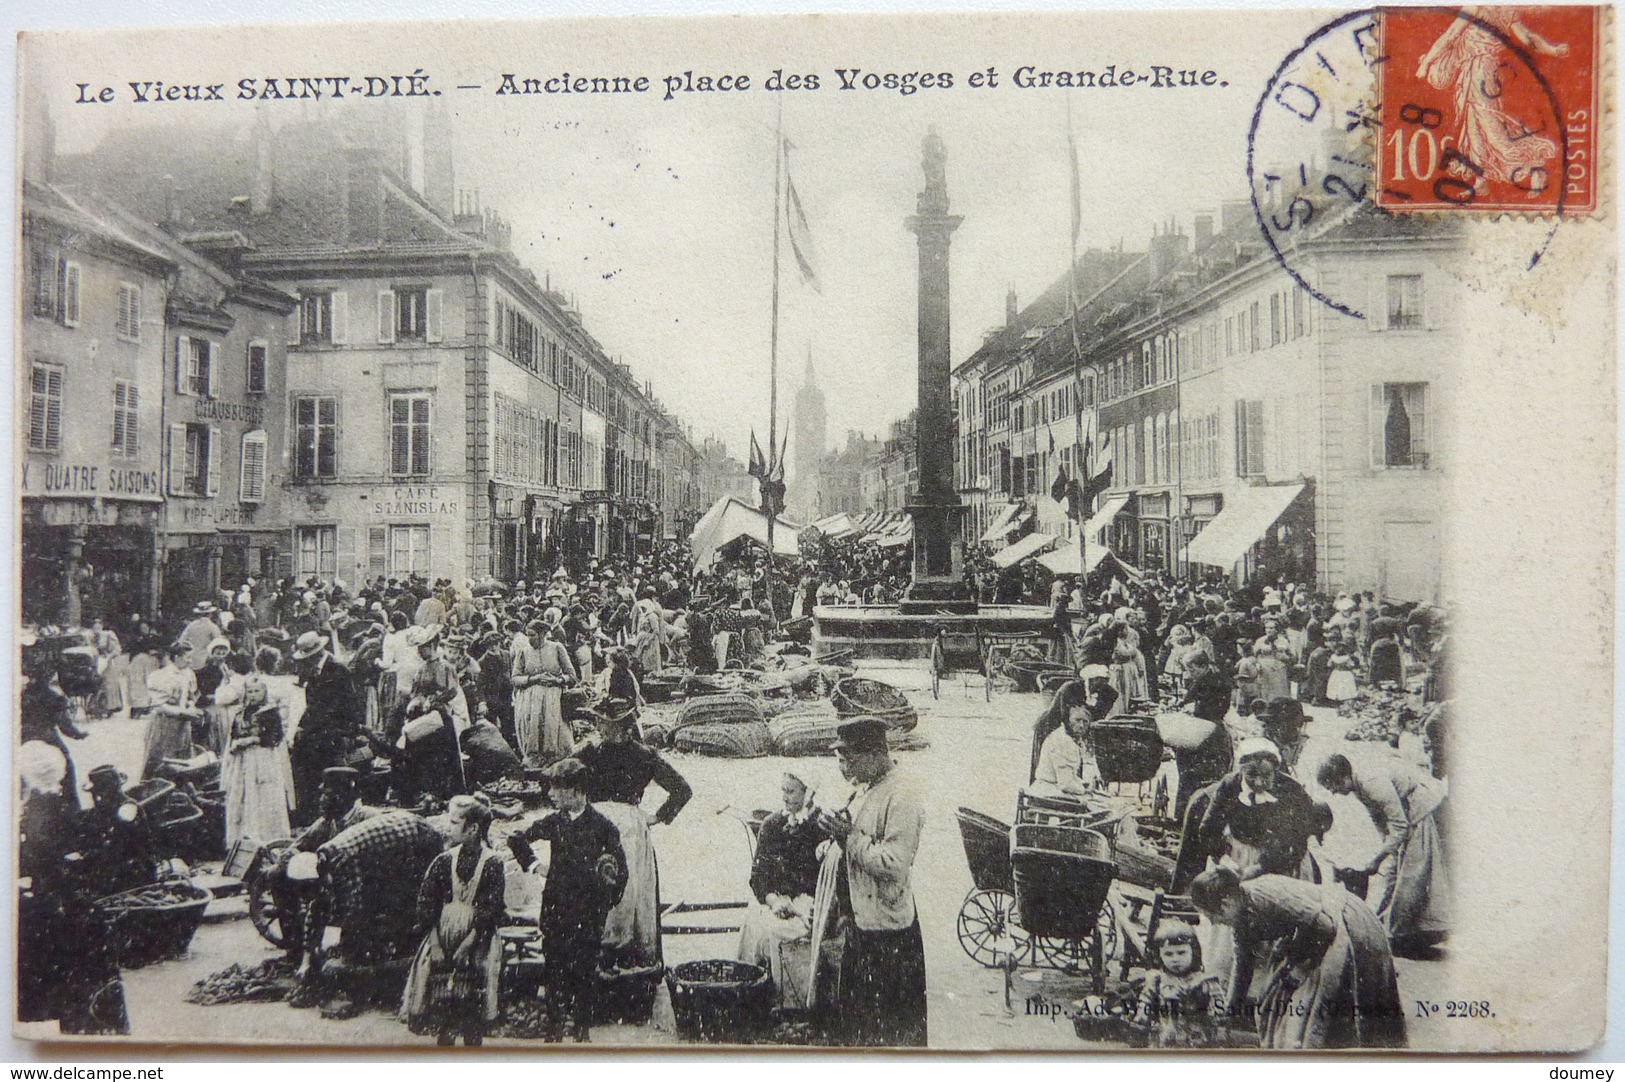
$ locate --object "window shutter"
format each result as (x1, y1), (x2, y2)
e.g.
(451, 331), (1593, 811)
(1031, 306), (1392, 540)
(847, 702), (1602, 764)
(130, 288), (141, 338)
(1369, 384), (1385, 469)
(331, 291), (349, 345)
(62, 263), (81, 327)
(176, 336), (192, 395)
(240, 430), (266, 503)
(206, 426), (222, 497)
(42, 367), (63, 451)
(203, 340), (217, 397)
(377, 290), (396, 344)
(287, 308), (302, 346)
(367, 526), (388, 580)
(1368, 276), (1387, 332)
(1234, 400), (1246, 477)
(126, 384), (139, 456)
(425, 288), (443, 343)
(336, 527), (359, 586)
(1423, 274), (1441, 330)
(1411, 384), (1430, 461)
(1246, 400), (1265, 476)
(167, 424), (187, 495)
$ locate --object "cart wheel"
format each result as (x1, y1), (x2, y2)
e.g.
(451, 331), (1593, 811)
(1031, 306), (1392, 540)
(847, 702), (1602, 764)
(246, 840), (293, 949)
(956, 889), (1029, 968)
(1031, 899), (1118, 972)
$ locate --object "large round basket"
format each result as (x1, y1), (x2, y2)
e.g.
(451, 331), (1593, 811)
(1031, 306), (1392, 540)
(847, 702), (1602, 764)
(674, 720), (772, 758)
(831, 676), (917, 732)
(1010, 826), (1116, 940)
(666, 959), (773, 1043)
(1087, 715), (1164, 783)
(595, 962), (665, 1025)
(675, 692), (763, 731)
(766, 702), (842, 756)
(97, 880), (212, 968)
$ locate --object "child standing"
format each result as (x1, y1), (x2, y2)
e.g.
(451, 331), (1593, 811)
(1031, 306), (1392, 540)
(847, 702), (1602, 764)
(402, 793), (506, 1046)
(508, 758), (628, 1042)
(1326, 643), (1360, 703)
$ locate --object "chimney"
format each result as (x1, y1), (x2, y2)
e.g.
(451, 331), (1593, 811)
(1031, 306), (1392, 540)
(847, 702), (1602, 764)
(1148, 222), (1189, 281)
(163, 176), (181, 228)
(422, 100), (455, 219)
(250, 106), (274, 215)
(21, 62), (54, 187)
(343, 145), (384, 246)
(1194, 212), (1214, 250)
(1005, 285), (1018, 326)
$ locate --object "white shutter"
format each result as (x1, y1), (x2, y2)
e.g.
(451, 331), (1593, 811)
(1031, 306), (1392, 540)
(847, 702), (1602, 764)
(125, 384), (140, 457)
(167, 424), (187, 495)
(240, 430), (267, 503)
(176, 336), (192, 395)
(203, 340), (217, 397)
(425, 288), (443, 343)
(367, 526), (388, 580)
(130, 288), (141, 339)
(1369, 384), (1385, 469)
(1411, 384), (1430, 462)
(1367, 275), (1387, 332)
(287, 307), (302, 346)
(377, 290), (396, 344)
(331, 291), (349, 345)
(336, 527), (359, 586)
(206, 426), (222, 497)
(61, 262), (81, 327)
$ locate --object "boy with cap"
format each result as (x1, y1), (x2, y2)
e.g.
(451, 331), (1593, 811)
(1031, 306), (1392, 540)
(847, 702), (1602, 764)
(507, 758), (627, 1042)
(817, 718), (927, 1046)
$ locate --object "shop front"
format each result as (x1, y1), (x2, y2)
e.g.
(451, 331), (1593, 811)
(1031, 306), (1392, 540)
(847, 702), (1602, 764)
(1136, 490), (1174, 574)
(287, 482), (464, 587)
(21, 496), (161, 628)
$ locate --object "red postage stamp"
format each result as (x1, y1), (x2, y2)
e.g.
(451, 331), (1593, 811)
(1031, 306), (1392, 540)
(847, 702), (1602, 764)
(1375, 6), (1603, 215)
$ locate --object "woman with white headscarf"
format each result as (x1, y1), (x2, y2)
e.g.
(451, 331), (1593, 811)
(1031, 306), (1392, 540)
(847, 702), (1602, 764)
(737, 770), (830, 1006)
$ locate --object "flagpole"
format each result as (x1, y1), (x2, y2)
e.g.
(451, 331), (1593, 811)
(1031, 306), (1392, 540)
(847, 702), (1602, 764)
(764, 97), (783, 625)
(1065, 94), (1089, 626)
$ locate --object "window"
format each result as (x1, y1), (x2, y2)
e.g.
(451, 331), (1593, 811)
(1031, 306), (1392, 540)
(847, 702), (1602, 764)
(28, 362), (63, 452)
(390, 393), (432, 476)
(296, 526), (337, 579)
(1371, 382), (1430, 468)
(35, 253), (82, 326)
(293, 395), (337, 479)
(1235, 399), (1265, 477)
(301, 291), (347, 344)
(178, 336), (215, 397)
(388, 525), (431, 576)
(1386, 275), (1424, 330)
(1292, 289), (1307, 338)
(112, 381), (139, 459)
(1270, 294), (1283, 346)
(246, 340), (268, 394)
(397, 287), (427, 340)
(168, 423), (219, 497)
(240, 430), (267, 503)
(1249, 301), (1261, 351)
(116, 283), (142, 341)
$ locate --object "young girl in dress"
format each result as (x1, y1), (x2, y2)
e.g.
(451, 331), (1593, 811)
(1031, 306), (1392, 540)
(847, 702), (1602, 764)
(1326, 642), (1360, 703)
(402, 793), (505, 1046)
(1135, 922), (1221, 1047)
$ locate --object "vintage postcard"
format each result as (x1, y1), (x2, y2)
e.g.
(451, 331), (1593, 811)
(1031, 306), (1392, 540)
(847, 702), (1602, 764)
(11, 5), (1616, 1053)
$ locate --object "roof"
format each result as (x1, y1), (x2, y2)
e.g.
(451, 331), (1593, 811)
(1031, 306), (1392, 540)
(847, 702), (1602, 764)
(689, 496), (801, 567)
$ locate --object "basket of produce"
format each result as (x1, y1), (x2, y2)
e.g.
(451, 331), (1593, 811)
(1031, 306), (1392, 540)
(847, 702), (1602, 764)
(681, 672), (740, 698)
(1154, 711), (1218, 752)
(642, 668), (690, 704)
(675, 692), (764, 731)
(97, 879), (212, 968)
(831, 676), (917, 732)
(1087, 715), (1164, 784)
(666, 959), (773, 1043)
(479, 777), (550, 806)
(1010, 827), (1117, 941)
(675, 720), (772, 758)
(766, 703), (842, 756)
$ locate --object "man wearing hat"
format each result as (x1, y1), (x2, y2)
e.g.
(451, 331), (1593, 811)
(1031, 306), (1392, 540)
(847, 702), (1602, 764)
(288, 630), (368, 826)
(817, 718), (927, 1046)
(177, 601), (221, 671)
(274, 766), (379, 969)
(79, 764), (157, 896)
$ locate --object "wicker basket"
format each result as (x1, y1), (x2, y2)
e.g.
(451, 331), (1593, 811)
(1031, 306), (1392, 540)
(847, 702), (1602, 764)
(674, 720), (773, 758)
(1010, 828), (1117, 940)
(675, 693), (764, 731)
(666, 959), (773, 1043)
(1087, 716), (1164, 783)
(767, 703), (843, 756)
(831, 676), (918, 732)
(642, 668), (690, 704)
(97, 880), (212, 968)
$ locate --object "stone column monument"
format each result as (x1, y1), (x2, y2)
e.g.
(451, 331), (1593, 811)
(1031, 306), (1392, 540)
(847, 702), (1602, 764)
(901, 129), (975, 614)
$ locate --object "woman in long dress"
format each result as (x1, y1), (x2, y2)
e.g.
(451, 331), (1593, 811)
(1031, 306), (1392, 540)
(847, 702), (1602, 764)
(736, 772), (829, 1006)
(1316, 753), (1450, 955)
(141, 643), (200, 779)
(221, 682), (295, 849)
(511, 623), (575, 765)
(1191, 868), (1406, 1049)
(402, 794), (505, 1045)
(574, 698), (692, 968)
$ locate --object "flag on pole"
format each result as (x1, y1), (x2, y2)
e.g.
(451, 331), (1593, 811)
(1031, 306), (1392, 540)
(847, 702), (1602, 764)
(1082, 427), (1114, 508)
(1050, 464), (1069, 504)
(1067, 125), (1083, 247)
(784, 139), (821, 292)
(748, 431), (768, 479)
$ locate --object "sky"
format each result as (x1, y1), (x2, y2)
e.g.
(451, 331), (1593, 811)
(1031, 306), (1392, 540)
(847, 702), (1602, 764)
(22, 7), (1329, 470)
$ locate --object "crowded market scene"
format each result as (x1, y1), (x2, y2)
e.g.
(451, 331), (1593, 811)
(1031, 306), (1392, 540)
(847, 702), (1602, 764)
(18, 518), (1449, 1049)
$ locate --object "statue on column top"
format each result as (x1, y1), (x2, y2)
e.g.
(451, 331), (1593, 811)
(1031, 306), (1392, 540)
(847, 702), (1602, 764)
(921, 128), (947, 197)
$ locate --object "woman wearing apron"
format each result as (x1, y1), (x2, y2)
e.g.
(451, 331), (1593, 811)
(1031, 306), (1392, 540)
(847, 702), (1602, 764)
(574, 697), (692, 967)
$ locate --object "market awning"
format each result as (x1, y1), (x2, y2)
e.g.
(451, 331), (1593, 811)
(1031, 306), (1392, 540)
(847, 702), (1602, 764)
(1079, 493), (1133, 543)
(875, 522), (914, 548)
(688, 495), (801, 567)
(1037, 543), (1141, 581)
(991, 530), (1059, 569)
(978, 503), (1021, 543)
(1181, 483), (1306, 569)
(863, 511), (912, 545)
(808, 512), (861, 540)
